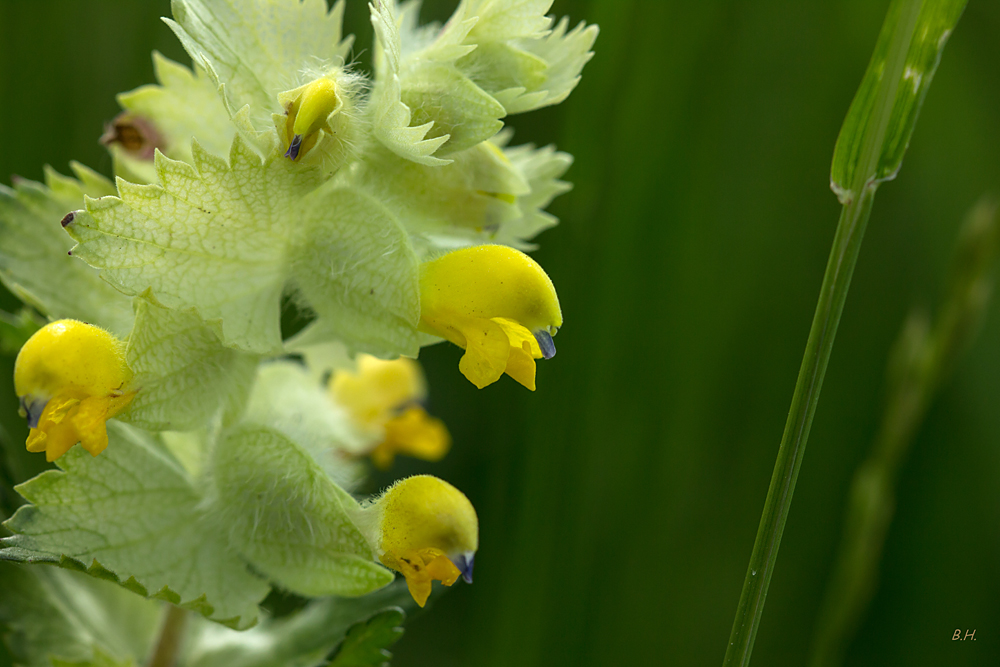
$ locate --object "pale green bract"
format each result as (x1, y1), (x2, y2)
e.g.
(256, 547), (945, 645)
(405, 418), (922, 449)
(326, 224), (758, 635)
(350, 131), (572, 251)
(457, 1), (599, 115)
(112, 52), (236, 184)
(245, 361), (370, 466)
(121, 296), (259, 431)
(370, 0), (597, 161)
(0, 165), (133, 337)
(207, 424), (393, 598)
(0, 423), (271, 630)
(372, 0), (503, 159)
(166, 0), (353, 140)
(65, 136), (421, 357)
(491, 135), (574, 249)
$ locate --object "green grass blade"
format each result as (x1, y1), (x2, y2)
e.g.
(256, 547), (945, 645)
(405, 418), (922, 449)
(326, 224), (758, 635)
(831, 0), (966, 204)
(723, 1), (968, 665)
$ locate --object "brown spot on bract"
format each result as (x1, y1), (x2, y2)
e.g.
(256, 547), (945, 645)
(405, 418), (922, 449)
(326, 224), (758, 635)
(100, 112), (163, 161)
(60, 212), (75, 227)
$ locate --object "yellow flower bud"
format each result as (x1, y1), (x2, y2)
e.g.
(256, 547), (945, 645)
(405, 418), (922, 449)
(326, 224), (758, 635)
(330, 354), (450, 469)
(280, 75), (343, 161)
(373, 475), (478, 607)
(14, 320), (134, 461)
(419, 245), (562, 390)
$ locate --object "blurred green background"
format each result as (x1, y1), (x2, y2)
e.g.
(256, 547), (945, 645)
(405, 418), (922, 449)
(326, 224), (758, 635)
(2, 1), (1000, 665)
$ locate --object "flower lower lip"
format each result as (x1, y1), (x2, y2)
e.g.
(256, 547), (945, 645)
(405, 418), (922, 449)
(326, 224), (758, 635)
(534, 330), (556, 359)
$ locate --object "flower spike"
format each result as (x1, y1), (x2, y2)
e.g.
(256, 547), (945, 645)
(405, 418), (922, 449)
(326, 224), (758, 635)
(418, 244), (562, 390)
(371, 475), (478, 607)
(14, 320), (134, 461)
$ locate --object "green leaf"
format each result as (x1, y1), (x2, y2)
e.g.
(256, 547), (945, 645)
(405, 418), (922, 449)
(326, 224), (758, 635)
(111, 52), (236, 184)
(488, 17), (599, 115)
(0, 309), (44, 356)
(67, 137), (419, 358)
(463, 0), (553, 41)
(401, 64), (506, 156)
(207, 424), (393, 598)
(0, 561), (161, 667)
(0, 423), (270, 630)
(166, 0), (352, 133)
(457, 2), (598, 115)
(244, 361), (369, 485)
(49, 649), (136, 667)
(182, 582), (413, 667)
(352, 135), (571, 252)
(491, 137), (573, 249)
(830, 0), (967, 203)
(290, 187), (420, 358)
(65, 137), (323, 354)
(325, 608), (404, 667)
(122, 296), (258, 432)
(369, 0), (457, 166)
(0, 165), (133, 337)
(371, 0), (505, 159)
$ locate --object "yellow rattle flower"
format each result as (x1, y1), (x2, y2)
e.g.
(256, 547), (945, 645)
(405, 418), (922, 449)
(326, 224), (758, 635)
(14, 320), (134, 462)
(330, 354), (451, 469)
(419, 245), (563, 390)
(373, 475), (478, 607)
(280, 75), (343, 161)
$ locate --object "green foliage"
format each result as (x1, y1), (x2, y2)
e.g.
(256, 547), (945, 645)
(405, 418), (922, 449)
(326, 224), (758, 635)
(724, 1), (971, 665)
(112, 52), (236, 184)
(166, 0), (353, 134)
(66, 139), (323, 354)
(122, 296), (258, 431)
(325, 608), (405, 667)
(0, 423), (269, 629)
(67, 139), (421, 358)
(243, 362), (367, 484)
(0, 0), (599, 662)
(207, 423), (392, 598)
(0, 562), (161, 667)
(0, 166), (133, 337)
(830, 0), (967, 202)
(182, 582), (414, 667)
(288, 186), (421, 359)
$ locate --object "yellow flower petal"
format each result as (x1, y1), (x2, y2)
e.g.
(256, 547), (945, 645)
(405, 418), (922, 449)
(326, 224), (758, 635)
(454, 316), (511, 389)
(374, 476), (478, 607)
(385, 548), (462, 608)
(418, 245), (561, 389)
(14, 320), (134, 461)
(330, 354), (426, 433)
(371, 406), (451, 470)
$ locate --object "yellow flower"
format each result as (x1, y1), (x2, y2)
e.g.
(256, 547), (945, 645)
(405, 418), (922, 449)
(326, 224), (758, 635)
(418, 245), (562, 390)
(374, 475), (478, 607)
(14, 320), (134, 462)
(330, 354), (450, 469)
(280, 75), (343, 161)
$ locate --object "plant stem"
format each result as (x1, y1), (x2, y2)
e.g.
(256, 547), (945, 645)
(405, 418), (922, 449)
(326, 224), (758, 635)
(722, 0), (932, 661)
(147, 605), (188, 667)
(722, 187), (875, 667)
